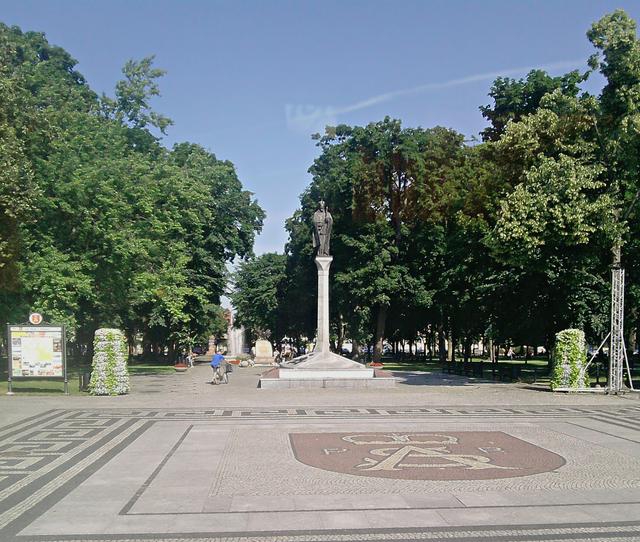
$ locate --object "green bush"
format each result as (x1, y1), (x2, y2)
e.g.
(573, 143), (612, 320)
(89, 329), (130, 396)
(551, 329), (587, 390)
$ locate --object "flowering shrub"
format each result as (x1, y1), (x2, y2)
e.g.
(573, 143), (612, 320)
(551, 329), (587, 390)
(89, 328), (130, 396)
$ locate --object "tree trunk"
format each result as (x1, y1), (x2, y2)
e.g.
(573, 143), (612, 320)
(336, 314), (345, 354)
(372, 304), (388, 364)
(464, 338), (471, 363)
(429, 330), (434, 362)
(627, 305), (637, 367)
(438, 322), (446, 363)
(446, 330), (454, 362)
(352, 338), (361, 362)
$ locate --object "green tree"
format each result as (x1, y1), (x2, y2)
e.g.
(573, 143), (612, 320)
(0, 23), (264, 359)
(480, 69), (584, 142)
(486, 10), (640, 347)
(284, 119), (469, 362)
(231, 253), (287, 345)
(587, 9), (640, 345)
(280, 210), (317, 348)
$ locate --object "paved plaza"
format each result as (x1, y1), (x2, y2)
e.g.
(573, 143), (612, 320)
(0, 365), (639, 541)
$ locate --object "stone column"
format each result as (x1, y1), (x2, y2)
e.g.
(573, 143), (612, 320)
(315, 256), (333, 354)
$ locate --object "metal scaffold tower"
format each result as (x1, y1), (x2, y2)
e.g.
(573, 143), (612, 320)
(576, 266), (634, 394)
(605, 194), (640, 394)
(609, 267), (625, 393)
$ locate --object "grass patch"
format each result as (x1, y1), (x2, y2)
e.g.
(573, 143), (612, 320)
(128, 364), (175, 375)
(377, 356), (549, 372)
(0, 370), (84, 395)
(0, 358), (176, 395)
(379, 361), (434, 372)
(0, 355), (90, 395)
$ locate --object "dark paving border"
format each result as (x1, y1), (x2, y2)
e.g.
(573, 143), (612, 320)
(1, 407), (639, 542)
(567, 418), (640, 444)
(5, 405), (637, 422)
(121, 499), (640, 516)
(0, 419), (154, 540)
(120, 425), (193, 515)
(0, 410), (64, 440)
(13, 520), (640, 542)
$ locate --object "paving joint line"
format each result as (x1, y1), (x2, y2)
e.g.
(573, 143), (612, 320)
(122, 499), (640, 516)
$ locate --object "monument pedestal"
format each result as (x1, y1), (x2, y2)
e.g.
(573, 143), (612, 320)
(254, 339), (276, 366)
(205, 335), (217, 355)
(259, 256), (395, 389)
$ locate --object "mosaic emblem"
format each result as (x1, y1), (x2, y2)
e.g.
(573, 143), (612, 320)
(289, 432), (565, 480)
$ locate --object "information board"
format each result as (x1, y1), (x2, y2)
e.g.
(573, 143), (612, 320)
(8, 325), (66, 378)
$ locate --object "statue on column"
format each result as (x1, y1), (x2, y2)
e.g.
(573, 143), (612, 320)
(312, 200), (333, 256)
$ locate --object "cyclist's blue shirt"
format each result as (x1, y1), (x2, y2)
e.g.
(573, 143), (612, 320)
(211, 353), (224, 367)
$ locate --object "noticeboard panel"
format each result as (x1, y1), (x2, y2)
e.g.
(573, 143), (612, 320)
(8, 326), (65, 378)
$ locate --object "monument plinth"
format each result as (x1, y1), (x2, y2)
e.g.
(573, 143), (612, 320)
(254, 339), (275, 365)
(259, 200), (395, 389)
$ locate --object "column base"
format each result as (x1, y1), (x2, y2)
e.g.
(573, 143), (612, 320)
(258, 351), (396, 388)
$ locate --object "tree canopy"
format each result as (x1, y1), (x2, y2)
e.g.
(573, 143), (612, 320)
(0, 23), (264, 358)
(4, 10), (640, 365)
(232, 9), (640, 363)
(230, 253), (287, 344)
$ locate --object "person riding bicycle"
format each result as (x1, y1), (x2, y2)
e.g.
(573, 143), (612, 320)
(210, 352), (226, 383)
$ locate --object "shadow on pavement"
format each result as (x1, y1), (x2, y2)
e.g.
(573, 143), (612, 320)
(389, 370), (556, 391)
(392, 371), (487, 387)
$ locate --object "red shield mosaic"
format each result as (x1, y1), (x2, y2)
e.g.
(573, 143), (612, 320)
(289, 432), (565, 480)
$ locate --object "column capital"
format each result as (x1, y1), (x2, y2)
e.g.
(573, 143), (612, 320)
(315, 256), (333, 272)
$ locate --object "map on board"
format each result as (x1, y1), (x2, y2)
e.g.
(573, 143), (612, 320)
(9, 326), (64, 378)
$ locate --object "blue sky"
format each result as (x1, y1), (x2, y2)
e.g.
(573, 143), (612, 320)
(3, 0), (640, 254)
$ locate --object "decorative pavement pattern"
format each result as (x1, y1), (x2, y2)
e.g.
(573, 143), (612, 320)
(0, 406), (639, 541)
(289, 432), (566, 480)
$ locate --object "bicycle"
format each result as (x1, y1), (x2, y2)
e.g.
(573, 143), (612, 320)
(211, 363), (228, 385)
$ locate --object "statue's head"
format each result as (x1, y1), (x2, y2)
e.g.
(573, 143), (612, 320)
(319, 199), (326, 211)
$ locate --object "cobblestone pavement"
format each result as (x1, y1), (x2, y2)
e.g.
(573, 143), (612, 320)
(0, 364), (639, 541)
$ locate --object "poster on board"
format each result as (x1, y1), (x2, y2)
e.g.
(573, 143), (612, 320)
(8, 326), (65, 378)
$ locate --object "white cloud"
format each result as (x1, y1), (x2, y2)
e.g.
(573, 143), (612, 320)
(285, 59), (584, 133)
(285, 104), (338, 134)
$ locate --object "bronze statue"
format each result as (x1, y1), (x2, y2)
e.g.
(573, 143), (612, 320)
(312, 200), (333, 256)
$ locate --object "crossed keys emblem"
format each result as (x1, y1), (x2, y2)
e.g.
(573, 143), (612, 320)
(291, 431), (564, 480)
(340, 433), (516, 472)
